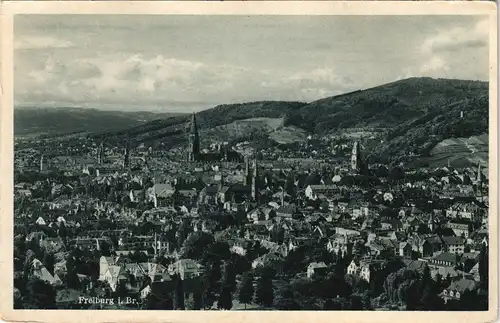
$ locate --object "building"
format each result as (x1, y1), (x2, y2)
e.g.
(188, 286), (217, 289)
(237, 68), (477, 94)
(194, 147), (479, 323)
(347, 259), (385, 282)
(123, 139), (131, 170)
(447, 220), (473, 238)
(39, 155), (46, 172)
(168, 259), (204, 280)
(307, 262), (328, 278)
(305, 184), (340, 200)
(187, 113), (201, 162)
(186, 113), (242, 163)
(327, 234), (354, 257)
(441, 236), (466, 255)
(440, 278), (479, 304)
(351, 141), (365, 173)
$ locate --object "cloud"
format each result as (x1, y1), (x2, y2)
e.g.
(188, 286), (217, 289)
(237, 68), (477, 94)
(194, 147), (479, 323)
(261, 68), (356, 101)
(421, 18), (488, 55)
(18, 54), (253, 107)
(420, 55), (450, 75)
(15, 16), (490, 111)
(14, 36), (75, 50)
(18, 51), (357, 109)
(397, 17), (489, 81)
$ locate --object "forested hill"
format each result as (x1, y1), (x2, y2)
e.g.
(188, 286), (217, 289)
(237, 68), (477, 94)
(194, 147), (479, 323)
(283, 77), (488, 134)
(90, 101), (306, 145)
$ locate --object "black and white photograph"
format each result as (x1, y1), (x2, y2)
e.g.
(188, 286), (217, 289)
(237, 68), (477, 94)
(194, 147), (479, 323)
(5, 3), (497, 318)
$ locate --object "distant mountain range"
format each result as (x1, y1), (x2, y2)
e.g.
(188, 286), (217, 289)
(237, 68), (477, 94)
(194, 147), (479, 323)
(14, 107), (185, 137)
(15, 77), (489, 167)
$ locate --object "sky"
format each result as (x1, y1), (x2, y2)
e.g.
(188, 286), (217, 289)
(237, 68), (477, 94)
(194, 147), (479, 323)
(14, 15), (490, 113)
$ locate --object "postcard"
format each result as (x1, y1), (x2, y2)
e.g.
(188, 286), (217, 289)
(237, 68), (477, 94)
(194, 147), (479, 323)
(0, 1), (497, 323)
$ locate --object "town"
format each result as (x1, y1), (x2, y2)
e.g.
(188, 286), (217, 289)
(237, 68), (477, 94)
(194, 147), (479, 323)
(13, 112), (489, 311)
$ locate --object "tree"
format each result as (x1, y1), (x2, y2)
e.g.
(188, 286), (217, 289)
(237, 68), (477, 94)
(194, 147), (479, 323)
(274, 284), (301, 310)
(144, 291), (174, 310)
(478, 243), (488, 290)
(65, 255), (80, 289)
(388, 166), (405, 182)
(217, 285), (233, 310)
(192, 290), (203, 310)
(114, 280), (129, 299)
(43, 251), (55, 274)
(173, 274), (185, 310)
(182, 232), (215, 260)
(238, 272), (254, 309)
(100, 240), (112, 257)
(202, 259), (222, 309)
(203, 241), (231, 265)
(24, 279), (56, 309)
(222, 262), (237, 293)
(255, 273), (274, 307)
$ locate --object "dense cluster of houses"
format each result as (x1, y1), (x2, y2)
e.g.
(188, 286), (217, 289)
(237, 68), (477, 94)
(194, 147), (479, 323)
(14, 132), (489, 309)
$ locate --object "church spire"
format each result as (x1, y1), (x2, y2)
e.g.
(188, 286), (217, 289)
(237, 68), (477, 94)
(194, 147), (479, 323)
(251, 157), (258, 201)
(351, 141), (362, 173)
(40, 154), (45, 172)
(190, 112), (198, 134)
(188, 113), (200, 162)
(123, 138), (131, 171)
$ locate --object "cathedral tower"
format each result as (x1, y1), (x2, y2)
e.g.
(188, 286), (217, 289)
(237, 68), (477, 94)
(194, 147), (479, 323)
(188, 113), (200, 162)
(351, 141), (362, 172)
(40, 155), (46, 172)
(97, 142), (105, 165)
(123, 139), (131, 170)
(251, 158), (258, 201)
(245, 156), (251, 186)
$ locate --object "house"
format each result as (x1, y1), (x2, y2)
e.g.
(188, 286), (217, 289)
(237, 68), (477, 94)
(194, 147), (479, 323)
(441, 236), (466, 255)
(247, 206), (276, 223)
(26, 231), (47, 243)
(366, 240), (390, 257)
(129, 190), (145, 203)
(31, 258), (63, 286)
(252, 252), (284, 270)
(428, 252), (460, 268)
(17, 189), (32, 197)
(99, 256), (119, 281)
(149, 183), (175, 206)
(407, 234), (434, 257)
(399, 242), (413, 258)
(54, 260), (68, 277)
(446, 202), (480, 220)
(230, 239), (252, 256)
(168, 259), (204, 280)
(124, 262), (168, 285)
(347, 259), (386, 282)
(35, 216), (48, 226)
(447, 220), (473, 238)
(307, 262), (328, 278)
(178, 189), (198, 201)
(402, 259), (428, 273)
(326, 234), (353, 257)
(98, 256), (128, 291)
(305, 185), (339, 200)
(440, 278), (479, 304)
(276, 204), (298, 218)
(335, 227), (361, 237)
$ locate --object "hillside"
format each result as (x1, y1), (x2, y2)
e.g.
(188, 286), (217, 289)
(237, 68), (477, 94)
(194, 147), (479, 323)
(93, 101), (306, 146)
(367, 90), (489, 165)
(285, 77), (488, 133)
(14, 107), (182, 137)
(418, 133), (488, 169)
(16, 77), (489, 168)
